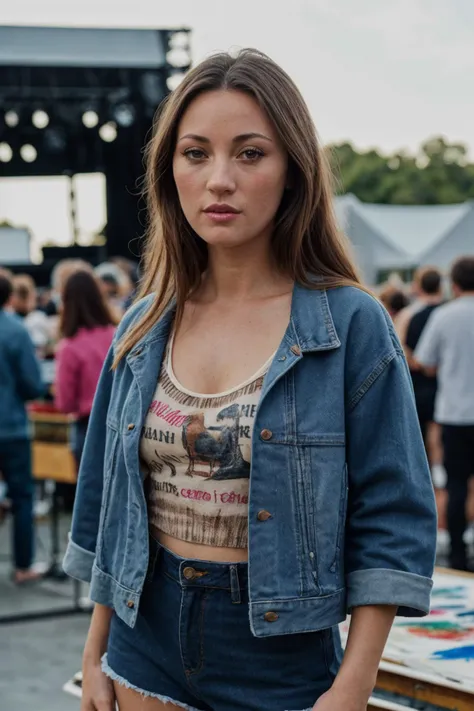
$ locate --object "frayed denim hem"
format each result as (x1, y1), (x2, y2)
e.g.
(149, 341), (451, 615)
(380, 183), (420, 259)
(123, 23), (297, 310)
(101, 653), (204, 710)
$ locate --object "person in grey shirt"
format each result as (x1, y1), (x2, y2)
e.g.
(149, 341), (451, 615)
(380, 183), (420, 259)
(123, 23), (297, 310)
(415, 256), (474, 571)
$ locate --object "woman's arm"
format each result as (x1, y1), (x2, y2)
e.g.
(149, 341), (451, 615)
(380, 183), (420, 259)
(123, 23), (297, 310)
(344, 314), (437, 616)
(84, 603), (113, 663)
(313, 606), (397, 710)
(334, 605), (396, 697)
(82, 604), (115, 711)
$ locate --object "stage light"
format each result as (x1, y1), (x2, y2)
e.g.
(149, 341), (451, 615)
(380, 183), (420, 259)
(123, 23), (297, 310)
(99, 122), (117, 143)
(112, 103), (135, 128)
(0, 142), (13, 162)
(5, 110), (19, 128)
(20, 144), (37, 162)
(166, 73), (186, 91)
(166, 48), (190, 69)
(169, 32), (189, 50)
(82, 110), (99, 128)
(32, 110), (49, 129)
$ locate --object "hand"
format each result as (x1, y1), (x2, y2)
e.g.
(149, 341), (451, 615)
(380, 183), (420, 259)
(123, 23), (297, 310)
(81, 658), (115, 711)
(312, 685), (370, 711)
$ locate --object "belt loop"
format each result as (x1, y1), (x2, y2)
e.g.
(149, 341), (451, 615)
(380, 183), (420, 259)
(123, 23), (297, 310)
(230, 565), (241, 604)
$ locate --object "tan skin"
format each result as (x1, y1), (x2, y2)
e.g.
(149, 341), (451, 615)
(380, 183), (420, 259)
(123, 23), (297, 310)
(82, 90), (396, 711)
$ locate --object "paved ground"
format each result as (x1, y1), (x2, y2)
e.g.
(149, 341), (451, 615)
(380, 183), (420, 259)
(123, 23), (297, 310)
(1, 615), (89, 711)
(0, 513), (89, 711)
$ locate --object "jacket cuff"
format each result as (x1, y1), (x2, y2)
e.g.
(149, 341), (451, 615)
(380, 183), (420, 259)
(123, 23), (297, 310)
(62, 535), (95, 583)
(346, 568), (433, 617)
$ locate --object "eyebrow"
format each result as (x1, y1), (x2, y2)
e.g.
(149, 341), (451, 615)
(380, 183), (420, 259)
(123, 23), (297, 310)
(178, 132), (273, 144)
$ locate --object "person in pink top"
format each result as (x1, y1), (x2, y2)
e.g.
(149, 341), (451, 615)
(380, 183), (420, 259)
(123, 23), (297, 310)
(55, 269), (116, 470)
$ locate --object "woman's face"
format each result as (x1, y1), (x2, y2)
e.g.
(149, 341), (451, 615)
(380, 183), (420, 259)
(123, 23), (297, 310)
(173, 89), (288, 250)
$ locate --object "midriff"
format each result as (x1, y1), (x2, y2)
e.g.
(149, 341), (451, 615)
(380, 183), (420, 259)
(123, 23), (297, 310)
(152, 525), (248, 563)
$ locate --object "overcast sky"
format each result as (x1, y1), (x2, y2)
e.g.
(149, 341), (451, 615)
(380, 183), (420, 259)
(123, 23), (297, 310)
(1, 0), (473, 248)
(3, 0), (473, 153)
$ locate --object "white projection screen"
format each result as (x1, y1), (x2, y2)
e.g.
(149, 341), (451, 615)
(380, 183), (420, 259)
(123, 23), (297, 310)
(0, 227), (31, 264)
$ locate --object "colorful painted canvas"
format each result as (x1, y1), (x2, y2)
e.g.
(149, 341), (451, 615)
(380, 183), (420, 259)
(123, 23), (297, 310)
(340, 571), (474, 690)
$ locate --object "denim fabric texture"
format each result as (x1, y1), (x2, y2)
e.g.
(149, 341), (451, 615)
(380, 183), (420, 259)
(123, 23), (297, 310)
(63, 284), (438, 638)
(0, 310), (44, 442)
(103, 537), (340, 710)
(0, 438), (34, 569)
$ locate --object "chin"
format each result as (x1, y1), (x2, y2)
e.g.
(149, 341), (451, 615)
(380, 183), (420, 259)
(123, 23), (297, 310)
(198, 229), (254, 249)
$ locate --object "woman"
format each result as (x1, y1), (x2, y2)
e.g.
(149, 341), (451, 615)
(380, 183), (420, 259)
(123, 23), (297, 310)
(54, 270), (115, 468)
(63, 50), (437, 711)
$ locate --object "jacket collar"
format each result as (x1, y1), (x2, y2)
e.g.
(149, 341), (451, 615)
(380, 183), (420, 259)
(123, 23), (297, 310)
(288, 283), (341, 352)
(125, 298), (176, 363)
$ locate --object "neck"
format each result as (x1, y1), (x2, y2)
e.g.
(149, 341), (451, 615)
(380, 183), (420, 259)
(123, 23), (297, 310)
(419, 294), (442, 305)
(198, 239), (292, 302)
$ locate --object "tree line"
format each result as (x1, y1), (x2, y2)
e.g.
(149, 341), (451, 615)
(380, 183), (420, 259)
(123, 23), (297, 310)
(328, 135), (474, 205)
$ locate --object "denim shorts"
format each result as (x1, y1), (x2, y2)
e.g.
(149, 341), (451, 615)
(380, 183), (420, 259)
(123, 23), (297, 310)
(103, 537), (342, 711)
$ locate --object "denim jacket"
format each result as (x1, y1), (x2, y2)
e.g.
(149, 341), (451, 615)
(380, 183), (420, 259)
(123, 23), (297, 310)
(63, 284), (437, 638)
(0, 310), (44, 441)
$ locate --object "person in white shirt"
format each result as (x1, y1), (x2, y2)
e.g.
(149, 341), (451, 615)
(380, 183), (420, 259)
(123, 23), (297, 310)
(415, 256), (474, 571)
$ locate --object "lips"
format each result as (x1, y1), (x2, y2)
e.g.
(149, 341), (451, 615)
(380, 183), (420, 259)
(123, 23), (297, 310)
(204, 204), (241, 214)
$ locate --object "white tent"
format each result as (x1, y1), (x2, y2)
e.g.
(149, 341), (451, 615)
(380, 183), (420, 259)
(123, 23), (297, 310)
(335, 195), (474, 284)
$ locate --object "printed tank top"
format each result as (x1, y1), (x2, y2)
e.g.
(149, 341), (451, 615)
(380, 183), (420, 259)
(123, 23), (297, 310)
(140, 340), (273, 549)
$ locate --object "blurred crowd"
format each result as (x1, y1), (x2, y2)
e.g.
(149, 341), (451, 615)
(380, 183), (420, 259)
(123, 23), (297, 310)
(378, 257), (474, 572)
(0, 254), (473, 583)
(0, 257), (138, 583)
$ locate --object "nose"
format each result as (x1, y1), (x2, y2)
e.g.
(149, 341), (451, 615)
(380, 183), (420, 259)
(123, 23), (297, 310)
(206, 157), (236, 196)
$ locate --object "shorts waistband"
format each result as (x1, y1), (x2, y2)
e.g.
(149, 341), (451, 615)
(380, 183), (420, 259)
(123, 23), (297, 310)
(148, 535), (248, 604)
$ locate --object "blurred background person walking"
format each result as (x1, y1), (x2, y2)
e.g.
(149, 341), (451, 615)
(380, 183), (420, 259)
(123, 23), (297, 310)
(415, 257), (474, 571)
(95, 261), (134, 321)
(393, 267), (436, 345)
(0, 269), (45, 583)
(405, 268), (445, 488)
(378, 282), (410, 321)
(54, 270), (116, 507)
(9, 273), (51, 358)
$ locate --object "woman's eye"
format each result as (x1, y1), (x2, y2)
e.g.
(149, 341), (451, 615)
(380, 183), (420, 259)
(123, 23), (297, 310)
(183, 148), (206, 161)
(240, 148), (264, 161)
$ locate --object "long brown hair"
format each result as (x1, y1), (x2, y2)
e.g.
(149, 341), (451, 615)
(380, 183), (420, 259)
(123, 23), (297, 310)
(114, 48), (362, 366)
(60, 269), (115, 339)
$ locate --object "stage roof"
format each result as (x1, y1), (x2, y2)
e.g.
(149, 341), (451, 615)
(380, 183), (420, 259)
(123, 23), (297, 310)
(0, 25), (167, 68)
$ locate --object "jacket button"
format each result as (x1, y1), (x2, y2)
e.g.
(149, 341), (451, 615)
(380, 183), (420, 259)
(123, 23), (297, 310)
(127, 600), (135, 609)
(183, 566), (196, 580)
(264, 611), (279, 622)
(260, 429), (273, 441)
(127, 423), (135, 431)
(290, 344), (301, 356)
(257, 510), (272, 521)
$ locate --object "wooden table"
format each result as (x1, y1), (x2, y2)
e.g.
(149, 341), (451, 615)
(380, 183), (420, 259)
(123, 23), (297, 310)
(30, 409), (77, 485)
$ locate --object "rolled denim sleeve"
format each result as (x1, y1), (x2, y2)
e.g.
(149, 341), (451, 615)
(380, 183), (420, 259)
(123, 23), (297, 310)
(62, 343), (115, 582)
(345, 348), (437, 617)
